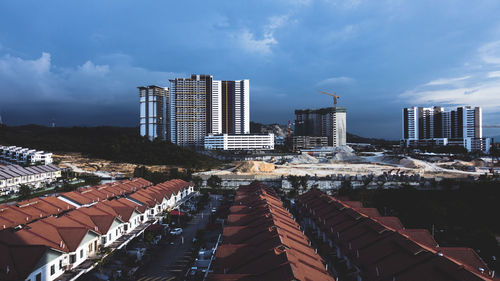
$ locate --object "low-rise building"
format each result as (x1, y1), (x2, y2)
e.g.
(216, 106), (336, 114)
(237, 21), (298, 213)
(0, 177), (195, 281)
(204, 133), (274, 150)
(208, 182), (334, 281)
(0, 164), (61, 195)
(0, 145), (53, 165)
(296, 189), (497, 281)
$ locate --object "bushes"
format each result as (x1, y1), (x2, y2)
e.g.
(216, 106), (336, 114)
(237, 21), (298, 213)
(0, 125), (220, 169)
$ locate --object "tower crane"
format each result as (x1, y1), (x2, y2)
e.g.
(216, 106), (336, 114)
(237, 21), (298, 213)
(318, 90), (340, 107)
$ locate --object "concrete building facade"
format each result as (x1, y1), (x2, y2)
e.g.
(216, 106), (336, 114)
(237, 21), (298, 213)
(204, 133), (274, 150)
(402, 106), (491, 152)
(294, 107), (347, 149)
(0, 164), (61, 196)
(139, 74), (250, 147)
(138, 85), (168, 141)
(169, 75), (211, 146)
(0, 146), (53, 166)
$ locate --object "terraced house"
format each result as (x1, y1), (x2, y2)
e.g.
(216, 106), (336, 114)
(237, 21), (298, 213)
(0, 164), (61, 195)
(0, 177), (195, 281)
(296, 189), (498, 281)
(208, 182), (334, 281)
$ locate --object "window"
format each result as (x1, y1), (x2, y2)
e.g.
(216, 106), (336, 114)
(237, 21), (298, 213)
(80, 249), (84, 259)
(59, 260), (63, 270)
(70, 254), (76, 264)
(50, 265), (55, 275)
(35, 273), (41, 281)
(88, 242), (92, 253)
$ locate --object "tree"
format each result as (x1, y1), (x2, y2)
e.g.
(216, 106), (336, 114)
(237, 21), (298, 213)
(299, 176), (308, 190)
(169, 168), (181, 179)
(207, 175), (222, 189)
(192, 176), (203, 189)
(338, 180), (353, 196)
(18, 184), (32, 200)
(287, 175), (301, 191)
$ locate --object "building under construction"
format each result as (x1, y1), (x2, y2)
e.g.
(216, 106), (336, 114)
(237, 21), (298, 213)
(294, 107), (347, 149)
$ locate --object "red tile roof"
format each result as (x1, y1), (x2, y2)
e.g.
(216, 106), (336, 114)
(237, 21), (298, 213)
(209, 182), (334, 281)
(116, 198), (147, 214)
(59, 191), (95, 205)
(14, 218), (91, 252)
(96, 200), (135, 222)
(0, 233), (51, 281)
(296, 189), (497, 281)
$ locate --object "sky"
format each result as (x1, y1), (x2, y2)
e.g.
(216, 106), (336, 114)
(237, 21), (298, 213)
(1, 0), (500, 139)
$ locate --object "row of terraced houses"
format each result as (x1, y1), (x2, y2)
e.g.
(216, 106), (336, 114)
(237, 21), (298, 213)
(208, 183), (498, 281)
(208, 182), (334, 281)
(0, 178), (194, 281)
(296, 189), (497, 281)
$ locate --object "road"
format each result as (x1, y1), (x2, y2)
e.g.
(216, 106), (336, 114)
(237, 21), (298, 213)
(136, 195), (219, 281)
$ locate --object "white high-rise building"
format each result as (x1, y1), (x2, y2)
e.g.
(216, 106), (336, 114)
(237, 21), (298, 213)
(167, 75), (250, 147)
(138, 85), (168, 141)
(211, 80), (222, 135)
(402, 106), (490, 152)
(139, 75), (250, 147)
(331, 108), (347, 147)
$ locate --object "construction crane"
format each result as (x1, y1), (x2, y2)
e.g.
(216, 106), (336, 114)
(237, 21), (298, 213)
(318, 90), (340, 107)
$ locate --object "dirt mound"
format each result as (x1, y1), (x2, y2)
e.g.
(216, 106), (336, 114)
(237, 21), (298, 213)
(235, 161), (275, 173)
(288, 153), (319, 164)
(399, 158), (426, 169)
(329, 145), (360, 162)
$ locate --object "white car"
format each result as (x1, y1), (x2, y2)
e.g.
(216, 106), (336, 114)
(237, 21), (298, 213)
(170, 228), (183, 235)
(211, 208), (217, 213)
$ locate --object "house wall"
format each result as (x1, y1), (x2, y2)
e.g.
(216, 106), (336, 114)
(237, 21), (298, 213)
(102, 219), (124, 247)
(24, 250), (65, 281)
(127, 210), (143, 232)
(71, 233), (99, 268)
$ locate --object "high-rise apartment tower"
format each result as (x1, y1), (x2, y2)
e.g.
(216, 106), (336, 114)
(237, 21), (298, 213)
(164, 74), (250, 147)
(402, 106), (490, 152)
(138, 85), (168, 141)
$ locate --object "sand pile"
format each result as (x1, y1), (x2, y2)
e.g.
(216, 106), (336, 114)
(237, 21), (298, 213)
(235, 161), (275, 173)
(288, 153), (320, 164)
(399, 158), (426, 169)
(329, 145), (360, 162)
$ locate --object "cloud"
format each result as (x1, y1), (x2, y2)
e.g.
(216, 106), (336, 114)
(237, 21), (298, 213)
(234, 14), (291, 55)
(400, 41), (500, 115)
(317, 76), (355, 86)
(424, 75), (471, 86)
(400, 85), (500, 110)
(398, 43), (500, 135)
(478, 40), (500, 64)
(78, 61), (110, 76)
(235, 29), (278, 55)
(0, 51), (182, 116)
(487, 71), (500, 78)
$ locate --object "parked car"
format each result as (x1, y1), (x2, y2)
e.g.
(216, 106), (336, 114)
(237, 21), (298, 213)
(170, 228), (183, 235)
(211, 208), (217, 213)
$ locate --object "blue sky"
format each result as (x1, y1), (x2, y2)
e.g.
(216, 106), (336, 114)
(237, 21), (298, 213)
(1, 0), (500, 139)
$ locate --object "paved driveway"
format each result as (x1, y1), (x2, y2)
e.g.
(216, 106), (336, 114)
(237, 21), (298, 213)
(136, 195), (220, 280)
